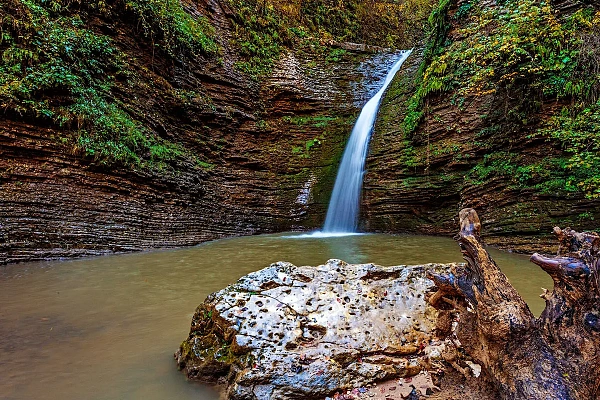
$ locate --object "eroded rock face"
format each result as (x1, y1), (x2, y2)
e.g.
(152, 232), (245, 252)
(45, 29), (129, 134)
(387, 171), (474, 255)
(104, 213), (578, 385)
(0, 49), (402, 264)
(175, 259), (455, 399)
(363, 52), (600, 253)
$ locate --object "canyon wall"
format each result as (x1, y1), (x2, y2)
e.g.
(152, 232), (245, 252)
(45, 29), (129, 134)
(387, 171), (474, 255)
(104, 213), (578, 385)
(0, 0), (399, 263)
(2, 0), (598, 263)
(364, 0), (600, 252)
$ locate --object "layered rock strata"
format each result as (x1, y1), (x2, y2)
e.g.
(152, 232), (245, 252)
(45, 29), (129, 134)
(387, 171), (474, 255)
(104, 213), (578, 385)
(0, 0), (402, 264)
(363, 2), (600, 252)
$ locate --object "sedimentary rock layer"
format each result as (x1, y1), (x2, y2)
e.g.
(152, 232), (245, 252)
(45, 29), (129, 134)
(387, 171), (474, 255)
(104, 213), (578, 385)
(0, 0), (398, 264)
(363, 1), (600, 251)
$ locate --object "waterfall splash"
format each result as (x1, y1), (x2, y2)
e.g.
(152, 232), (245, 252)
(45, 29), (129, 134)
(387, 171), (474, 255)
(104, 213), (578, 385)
(319, 50), (412, 235)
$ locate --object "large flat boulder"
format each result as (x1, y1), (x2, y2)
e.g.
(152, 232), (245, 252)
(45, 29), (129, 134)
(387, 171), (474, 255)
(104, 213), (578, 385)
(175, 259), (456, 399)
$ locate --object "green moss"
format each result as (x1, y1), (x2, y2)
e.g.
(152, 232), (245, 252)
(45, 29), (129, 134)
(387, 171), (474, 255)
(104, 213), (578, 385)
(0, 3), (121, 117)
(401, 0), (453, 137)
(292, 137), (322, 158)
(325, 48), (348, 63)
(124, 0), (218, 56)
(460, 101), (600, 199)
(196, 160), (215, 170)
(0, 0), (210, 169)
(281, 115), (337, 127)
(227, 0), (290, 77)
(227, 0), (435, 77)
(534, 101), (600, 198)
(393, 0), (600, 198)
(214, 343), (234, 362)
(178, 340), (193, 360)
(401, 0), (598, 138)
(464, 151), (581, 196)
(424, 1), (597, 100)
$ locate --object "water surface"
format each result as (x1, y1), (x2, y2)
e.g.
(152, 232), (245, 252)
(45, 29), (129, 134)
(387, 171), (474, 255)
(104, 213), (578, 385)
(0, 233), (552, 400)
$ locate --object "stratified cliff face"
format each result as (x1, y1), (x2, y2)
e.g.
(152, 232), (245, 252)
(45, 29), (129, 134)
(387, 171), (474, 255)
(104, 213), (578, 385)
(0, 0), (402, 263)
(364, 0), (600, 252)
(4, 0), (596, 264)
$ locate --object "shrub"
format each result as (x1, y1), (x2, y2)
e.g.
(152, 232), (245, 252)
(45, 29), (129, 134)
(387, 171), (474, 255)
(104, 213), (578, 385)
(123, 0), (218, 57)
(0, 0), (200, 168)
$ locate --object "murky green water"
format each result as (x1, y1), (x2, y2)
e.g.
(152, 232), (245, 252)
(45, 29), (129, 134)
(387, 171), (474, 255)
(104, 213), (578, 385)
(0, 233), (552, 400)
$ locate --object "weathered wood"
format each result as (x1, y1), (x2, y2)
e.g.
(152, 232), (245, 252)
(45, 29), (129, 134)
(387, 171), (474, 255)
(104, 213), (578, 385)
(429, 208), (600, 399)
(531, 226), (600, 400)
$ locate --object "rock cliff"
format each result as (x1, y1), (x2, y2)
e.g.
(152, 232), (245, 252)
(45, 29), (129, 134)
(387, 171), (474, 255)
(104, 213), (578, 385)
(0, 0), (406, 263)
(364, 0), (600, 252)
(2, 0), (598, 263)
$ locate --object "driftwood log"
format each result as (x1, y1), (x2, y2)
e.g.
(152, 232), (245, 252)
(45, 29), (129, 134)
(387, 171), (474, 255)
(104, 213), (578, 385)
(428, 208), (600, 399)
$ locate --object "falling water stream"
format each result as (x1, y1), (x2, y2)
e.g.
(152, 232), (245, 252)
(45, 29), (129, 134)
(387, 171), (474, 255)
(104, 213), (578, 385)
(322, 50), (412, 234)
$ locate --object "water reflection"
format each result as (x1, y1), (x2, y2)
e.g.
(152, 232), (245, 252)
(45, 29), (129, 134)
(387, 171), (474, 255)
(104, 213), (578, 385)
(324, 234), (366, 263)
(0, 233), (552, 400)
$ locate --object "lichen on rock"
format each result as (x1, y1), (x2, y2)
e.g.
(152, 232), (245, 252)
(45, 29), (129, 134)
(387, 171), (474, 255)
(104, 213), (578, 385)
(175, 259), (456, 399)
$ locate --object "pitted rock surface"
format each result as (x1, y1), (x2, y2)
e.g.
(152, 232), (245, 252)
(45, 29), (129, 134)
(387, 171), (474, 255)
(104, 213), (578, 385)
(175, 259), (455, 399)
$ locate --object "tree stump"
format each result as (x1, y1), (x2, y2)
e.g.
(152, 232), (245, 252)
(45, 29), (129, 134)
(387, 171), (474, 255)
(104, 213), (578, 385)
(428, 208), (600, 399)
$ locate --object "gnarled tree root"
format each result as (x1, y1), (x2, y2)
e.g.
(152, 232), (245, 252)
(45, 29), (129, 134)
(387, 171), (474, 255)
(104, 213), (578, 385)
(428, 208), (600, 400)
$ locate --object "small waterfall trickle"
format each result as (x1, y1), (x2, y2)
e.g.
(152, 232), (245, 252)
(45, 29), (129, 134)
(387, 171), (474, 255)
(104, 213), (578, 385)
(321, 50), (412, 234)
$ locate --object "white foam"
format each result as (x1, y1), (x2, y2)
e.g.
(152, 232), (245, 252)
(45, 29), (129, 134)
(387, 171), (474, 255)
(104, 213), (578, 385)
(284, 231), (367, 239)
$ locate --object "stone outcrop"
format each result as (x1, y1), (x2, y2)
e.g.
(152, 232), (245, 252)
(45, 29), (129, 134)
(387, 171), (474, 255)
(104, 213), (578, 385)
(4, 0), (597, 265)
(175, 259), (455, 399)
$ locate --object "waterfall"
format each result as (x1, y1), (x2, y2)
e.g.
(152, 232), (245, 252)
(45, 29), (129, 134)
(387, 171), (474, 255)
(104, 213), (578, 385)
(322, 50), (412, 234)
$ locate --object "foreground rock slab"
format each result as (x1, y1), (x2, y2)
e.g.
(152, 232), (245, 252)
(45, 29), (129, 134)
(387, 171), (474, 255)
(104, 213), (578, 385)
(175, 259), (455, 399)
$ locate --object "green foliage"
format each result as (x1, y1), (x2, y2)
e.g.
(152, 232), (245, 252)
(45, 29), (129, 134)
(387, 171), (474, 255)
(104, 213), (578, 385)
(299, 0), (434, 48)
(71, 93), (187, 167)
(0, 2), (121, 118)
(460, 104), (600, 197)
(281, 114), (337, 127)
(466, 152), (575, 193)
(292, 137), (321, 158)
(423, 0), (598, 100)
(123, 0), (218, 56)
(300, 0), (360, 41)
(227, 0), (435, 76)
(467, 152), (518, 184)
(402, 0), (599, 137)
(454, 1), (472, 19)
(0, 0), (198, 168)
(283, 114), (337, 158)
(305, 137), (321, 151)
(326, 48), (348, 63)
(536, 101), (600, 198)
(401, 0), (453, 136)
(399, 141), (420, 168)
(228, 0), (290, 76)
(256, 119), (270, 131)
(396, 0), (600, 199)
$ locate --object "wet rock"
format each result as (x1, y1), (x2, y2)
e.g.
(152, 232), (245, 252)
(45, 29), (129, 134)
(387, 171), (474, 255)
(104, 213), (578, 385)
(176, 259), (456, 399)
